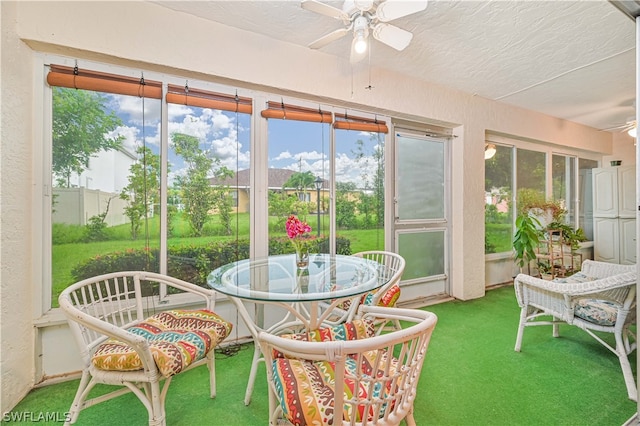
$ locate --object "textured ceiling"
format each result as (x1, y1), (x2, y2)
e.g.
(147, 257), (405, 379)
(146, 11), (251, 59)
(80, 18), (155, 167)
(153, 0), (636, 133)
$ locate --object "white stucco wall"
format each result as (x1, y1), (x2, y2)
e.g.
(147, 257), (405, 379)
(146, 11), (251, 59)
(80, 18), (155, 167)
(1, 1), (38, 414)
(607, 132), (637, 166)
(1, 0), (617, 414)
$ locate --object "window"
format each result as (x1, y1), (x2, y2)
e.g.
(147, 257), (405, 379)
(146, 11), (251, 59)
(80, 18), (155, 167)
(266, 116), (330, 253)
(516, 148), (546, 211)
(47, 62), (251, 308)
(579, 158), (598, 240)
(552, 154), (576, 225)
(485, 144), (513, 254)
(334, 128), (386, 252)
(51, 85), (162, 306)
(484, 137), (598, 255)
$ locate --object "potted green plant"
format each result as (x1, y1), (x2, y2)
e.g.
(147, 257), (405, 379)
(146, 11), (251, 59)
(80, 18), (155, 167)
(513, 213), (541, 274)
(545, 221), (586, 251)
(517, 188), (567, 226)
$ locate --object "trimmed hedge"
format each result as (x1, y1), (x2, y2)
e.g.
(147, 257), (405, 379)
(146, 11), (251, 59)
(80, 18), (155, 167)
(71, 236), (352, 288)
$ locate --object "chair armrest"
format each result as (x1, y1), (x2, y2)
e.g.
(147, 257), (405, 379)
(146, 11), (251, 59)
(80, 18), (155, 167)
(581, 260), (636, 279)
(59, 295), (155, 367)
(258, 307), (436, 362)
(514, 271), (636, 297)
(139, 271), (217, 310)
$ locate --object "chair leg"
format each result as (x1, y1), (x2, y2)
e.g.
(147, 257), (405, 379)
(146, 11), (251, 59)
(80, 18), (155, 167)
(514, 308), (527, 352)
(207, 351), (216, 398)
(148, 380), (166, 426)
(615, 331), (638, 401)
(552, 317), (559, 338)
(65, 369), (93, 425)
(405, 407), (417, 426)
(244, 343), (263, 406)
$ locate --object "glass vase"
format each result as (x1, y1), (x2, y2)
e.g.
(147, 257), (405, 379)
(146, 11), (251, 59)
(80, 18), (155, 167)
(295, 248), (309, 269)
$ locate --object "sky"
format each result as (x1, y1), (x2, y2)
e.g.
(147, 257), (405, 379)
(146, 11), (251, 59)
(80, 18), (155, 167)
(105, 92), (384, 189)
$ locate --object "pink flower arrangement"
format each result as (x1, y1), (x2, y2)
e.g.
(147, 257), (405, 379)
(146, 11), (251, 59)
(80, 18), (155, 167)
(285, 215), (312, 253)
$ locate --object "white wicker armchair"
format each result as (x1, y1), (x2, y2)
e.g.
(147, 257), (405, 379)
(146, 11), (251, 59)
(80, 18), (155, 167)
(258, 305), (437, 426)
(514, 260), (637, 400)
(322, 251), (406, 327)
(58, 271), (233, 425)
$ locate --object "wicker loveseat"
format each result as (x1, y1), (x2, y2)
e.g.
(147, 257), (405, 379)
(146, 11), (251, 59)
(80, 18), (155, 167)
(514, 260), (637, 400)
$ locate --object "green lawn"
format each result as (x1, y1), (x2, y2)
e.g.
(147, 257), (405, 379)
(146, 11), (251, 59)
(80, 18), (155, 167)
(486, 222), (513, 253)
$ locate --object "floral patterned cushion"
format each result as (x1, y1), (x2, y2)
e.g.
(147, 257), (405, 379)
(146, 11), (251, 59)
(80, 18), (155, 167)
(271, 350), (398, 426)
(337, 284), (402, 312)
(362, 283), (401, 307)
(574, 299), (620, 326)
(273, 319), (375, 359)
(91, 309), (232, 377)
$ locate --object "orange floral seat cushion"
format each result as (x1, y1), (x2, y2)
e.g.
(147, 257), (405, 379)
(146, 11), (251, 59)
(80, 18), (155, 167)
(271, 318), (396, 425)
(273, 319), (375, 359)
(272, 350), (399, 425)
(91, 309), (232, 377)
(338, 282), (402, 312)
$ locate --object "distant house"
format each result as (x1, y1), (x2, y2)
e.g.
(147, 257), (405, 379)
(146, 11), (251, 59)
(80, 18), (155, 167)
(209, 168), (328, 213)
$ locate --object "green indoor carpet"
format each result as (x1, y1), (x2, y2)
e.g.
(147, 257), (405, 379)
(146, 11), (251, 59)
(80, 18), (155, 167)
(7, 286), (637, 425)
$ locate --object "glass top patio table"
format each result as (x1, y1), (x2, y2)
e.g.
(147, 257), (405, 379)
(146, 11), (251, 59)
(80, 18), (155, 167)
(207, 253), (381, 303)
(206, 253), (384, 406)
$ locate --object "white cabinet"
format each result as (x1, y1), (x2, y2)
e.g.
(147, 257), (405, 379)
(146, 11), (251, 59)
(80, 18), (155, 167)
(620, 218), (637, 265)
(592, 166), (636, 265)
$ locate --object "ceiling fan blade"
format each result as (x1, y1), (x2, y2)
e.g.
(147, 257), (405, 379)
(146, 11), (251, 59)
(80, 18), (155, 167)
(372, 23), (413, 51)
(600, 121), (635, 132)
(375, 0), (428, 22)
(350, 36), (368, 63)
(301, 0), (350, 21)
(309, 28), (350, 49)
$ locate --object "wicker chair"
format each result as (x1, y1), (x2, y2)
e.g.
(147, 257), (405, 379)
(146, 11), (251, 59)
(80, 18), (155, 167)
(58, 271), (233, 425)
(514, 260), (637, 400)
(258, 305), (437, 426)
(323, 251), (406, 327)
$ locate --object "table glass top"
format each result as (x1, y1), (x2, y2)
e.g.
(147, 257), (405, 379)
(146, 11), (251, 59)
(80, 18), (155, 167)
(207, 254), (382, 302)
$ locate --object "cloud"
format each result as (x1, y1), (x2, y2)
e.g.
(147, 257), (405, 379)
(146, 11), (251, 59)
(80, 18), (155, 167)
(168, 114), (212, 142)
(111, 95), (162, 127)
(168, 104), (194, 120)
(108, 125), (139, 155)
(273, 151), (293, 161)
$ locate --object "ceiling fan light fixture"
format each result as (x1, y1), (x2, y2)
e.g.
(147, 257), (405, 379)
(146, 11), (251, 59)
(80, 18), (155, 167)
(353, 30), (368, 53)
(485, 143), (496, 160)
(628, 126), (637, 138)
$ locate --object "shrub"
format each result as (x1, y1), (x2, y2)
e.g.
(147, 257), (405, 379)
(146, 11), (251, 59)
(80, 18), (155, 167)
(71, 236), (352, 289)
(52, 223), (85, 245)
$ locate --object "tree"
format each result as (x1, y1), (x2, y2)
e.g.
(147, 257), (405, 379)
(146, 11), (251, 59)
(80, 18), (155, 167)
(353, 135), (385, 228)
(284, 171), (316, 198)
(336, 182), (357, 229)
(268, 190), (297, 232)
(120, 146), (161, 240)
(211, 166), (235, 235)
(52, 87), (124, 187)
(172, 133), (216, 237)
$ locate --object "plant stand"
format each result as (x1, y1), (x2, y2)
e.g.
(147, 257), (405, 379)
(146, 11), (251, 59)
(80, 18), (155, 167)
(535, 229), (578, 279)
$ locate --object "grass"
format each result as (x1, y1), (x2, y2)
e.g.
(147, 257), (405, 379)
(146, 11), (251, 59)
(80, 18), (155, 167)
(486, 222), (513, 253)
(9, 285), (637, 425)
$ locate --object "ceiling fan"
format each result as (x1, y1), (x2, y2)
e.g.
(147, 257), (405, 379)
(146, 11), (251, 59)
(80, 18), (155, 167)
(301, 0), (428, 63)
(602, 117), (637, 137)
